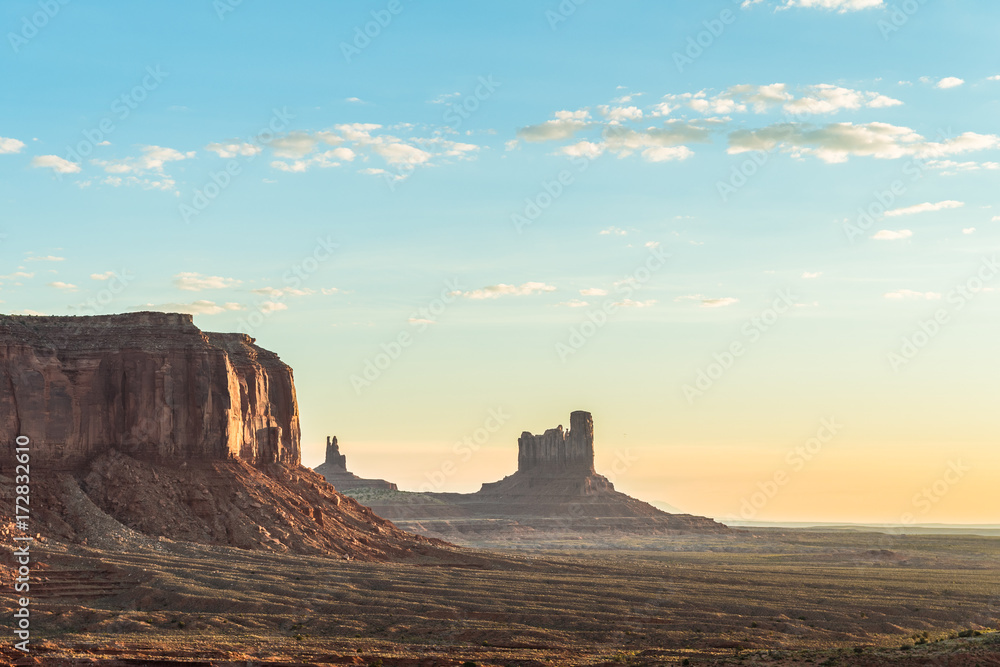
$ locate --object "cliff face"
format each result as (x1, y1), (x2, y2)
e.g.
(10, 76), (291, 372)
(0, 312), (299, 468)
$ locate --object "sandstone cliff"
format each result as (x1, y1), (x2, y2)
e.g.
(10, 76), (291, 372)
(0, 312), (299, 468)
(0, 312), (452, 560)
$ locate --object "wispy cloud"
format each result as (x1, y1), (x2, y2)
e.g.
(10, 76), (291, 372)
(872, 229), (913, 240)
(173, 272), (241, 291)
(31, 155), (81, 174)
(936, 77), (965, 89)
(0, 137), (25, 154)
(884, 200), (964, 217)
(729, 123), (999, 164)
(452, 282), (556, 299)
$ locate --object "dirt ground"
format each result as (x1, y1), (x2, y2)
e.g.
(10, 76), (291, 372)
(2, 528), (999, 666)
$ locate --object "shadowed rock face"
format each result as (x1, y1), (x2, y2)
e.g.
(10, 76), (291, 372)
(517, 410), (595, 474)
(0, 312), (299, 469)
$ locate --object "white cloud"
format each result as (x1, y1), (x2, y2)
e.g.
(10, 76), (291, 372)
(558, 299), (590, 308)
(784, 84), (902, 115)
(259, 301), (288, 314)
(885, 289), (941, 300)
(31, 155), (81, 174)
(614, 298), (657, 308)
(963, 227), (976, 235)
(872, 229), (913, 240)
(0, 137), (25, 154)
(0, 271), (34, 280)
(268, 132), (322, 158)
(642, 145), (695, 162)
(94, 145), (195, 175)
(884, 200), (964, 217)
(675, 295), (739, 308)
(700, 297), (739, 308)
(802, 271), (822, 279)
(780, 0), (884, 11)
(988, 76), (1000, 82)
(598, 105), (644, 123)
(26, 255), (65, 262)
(599, 226), (627, 236)
(345, 96), (365, 104)
(558, 140), (604, 160)
(728, 122), (1000, 164)
(47, 281), (78, 292)
(408, 317), (435, 325)
(133, 300), (246, 315)
(321, 287), (342, 295)
(372, 142), (431, 165)
(429, 92), (461, 104)
(936, 77), (965, 89)
(91, 271), (116, 280)
(580, 288), (609, 296)
(271, 147), (357, 172)
(926, 159), (1000, 174)
(452, 282), (556, 299)
(173, 272), (241, 291)
(205, 142), (262, 158)
(517, 110), (591, 142)
(250, 286), (315, 297)
(644, 241), (660, 248)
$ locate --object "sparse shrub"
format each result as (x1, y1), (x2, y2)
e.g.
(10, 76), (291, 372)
(367, 660), (383, 667)
(750, 621), (758, 628)
(853, 647), (864, 654)
(900, 644), (911, 650)
(176, 621), (186, 628)
(682, 660), (690, 666)
(462, 662), (478, 667)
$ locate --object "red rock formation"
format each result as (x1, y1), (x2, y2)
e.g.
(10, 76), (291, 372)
(0, 312), (456, 560)
(0, 312), (299, 469)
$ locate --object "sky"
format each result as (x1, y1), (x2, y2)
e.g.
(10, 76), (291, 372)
(1, 0), (998, 525)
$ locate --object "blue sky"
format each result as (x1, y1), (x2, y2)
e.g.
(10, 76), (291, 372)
(2, 0), (999, 523)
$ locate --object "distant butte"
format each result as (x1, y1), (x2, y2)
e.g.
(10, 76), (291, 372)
(323, 411), (729, 540)
(314, 435), (398, 492)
